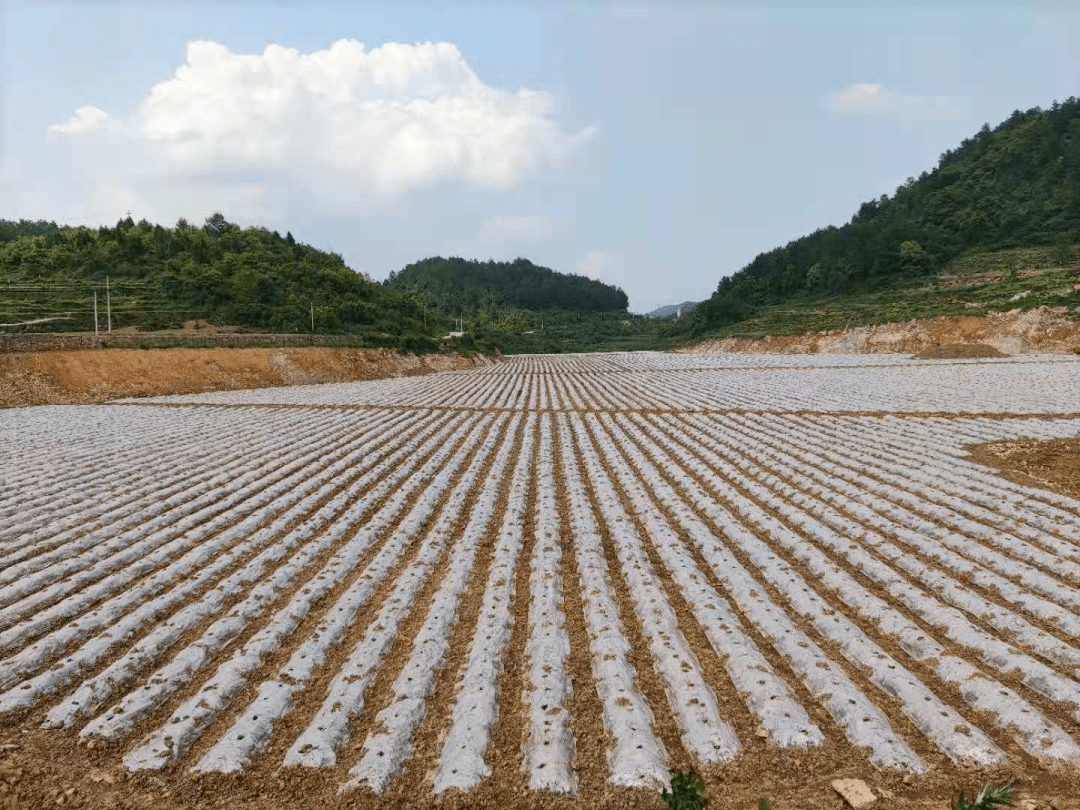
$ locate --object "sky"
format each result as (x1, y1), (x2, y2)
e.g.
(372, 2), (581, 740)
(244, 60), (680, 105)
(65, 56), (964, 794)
(2, 1), (1079, 312)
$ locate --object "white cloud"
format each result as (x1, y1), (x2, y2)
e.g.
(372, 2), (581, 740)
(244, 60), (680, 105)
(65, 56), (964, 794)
(47, 105), (109, 137)
(137, 39), (594, 195)
(479, 214), (553, 242)
(825, 83), (955, 121)
(577, 250), (619, 285)
(33, 39), (596, 226)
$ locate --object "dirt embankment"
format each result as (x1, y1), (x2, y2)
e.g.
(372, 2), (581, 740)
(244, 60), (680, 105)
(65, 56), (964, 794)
(684, 306), (1080, 355)
(0, 347), (496, 408)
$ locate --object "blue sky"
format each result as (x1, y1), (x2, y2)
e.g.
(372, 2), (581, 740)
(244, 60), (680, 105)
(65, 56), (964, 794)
(3, 1), (1079, 311)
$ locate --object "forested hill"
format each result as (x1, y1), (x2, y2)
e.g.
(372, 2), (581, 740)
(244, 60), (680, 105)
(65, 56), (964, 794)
(385, 256), (629, 314)
(689, 96), (1080, 333)
(0, 214), (430, 345)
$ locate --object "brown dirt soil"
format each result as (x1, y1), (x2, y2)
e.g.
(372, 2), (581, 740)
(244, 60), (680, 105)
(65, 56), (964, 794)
(4, 719), (1080, 810)
(913, 343), (1007, 359)
(0, 347), (497, 408)
(683, 306), (1080, 355)
(967, 437), (1080, 499)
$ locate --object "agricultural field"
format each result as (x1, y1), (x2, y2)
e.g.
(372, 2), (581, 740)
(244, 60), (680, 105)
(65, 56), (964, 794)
(3, 351), (1080, 809)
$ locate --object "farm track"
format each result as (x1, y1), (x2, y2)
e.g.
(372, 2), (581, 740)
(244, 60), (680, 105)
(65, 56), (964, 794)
(3, 351), (1080, 809)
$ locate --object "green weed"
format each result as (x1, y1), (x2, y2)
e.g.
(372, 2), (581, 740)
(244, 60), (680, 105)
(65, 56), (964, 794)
(661, 771), (705, 810)
(952, 784), (1015, 810)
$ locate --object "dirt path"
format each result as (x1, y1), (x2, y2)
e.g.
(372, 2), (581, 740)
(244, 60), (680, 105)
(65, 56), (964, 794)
(0, 347), (497, 408)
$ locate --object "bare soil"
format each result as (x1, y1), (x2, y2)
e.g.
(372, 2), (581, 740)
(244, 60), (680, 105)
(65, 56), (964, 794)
(967, 437), (1080, 498)
(684, 307), (1080, 355)
(0, 347), (495, 408)
(913, 343), (1007, 359)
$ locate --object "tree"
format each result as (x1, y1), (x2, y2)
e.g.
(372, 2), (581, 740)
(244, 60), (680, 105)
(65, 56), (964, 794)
(898, 240), (932, 275)
(203, 212), (229, 236)
(1068, 119), (1080, 214)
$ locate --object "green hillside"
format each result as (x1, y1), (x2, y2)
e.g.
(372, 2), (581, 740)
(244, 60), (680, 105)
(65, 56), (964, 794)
(660, 245), (1079, 343)
(0, 219), (646, 354)
(7, 98), (1079, 356)
(385, 256), (629, 314)
(677, 97), (1080, 339)
(382, 255), (651, 354)
(0, 215), (437, 350)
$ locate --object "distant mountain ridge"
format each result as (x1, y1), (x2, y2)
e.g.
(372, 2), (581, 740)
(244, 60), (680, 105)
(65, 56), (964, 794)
(646, 300), (698, 319)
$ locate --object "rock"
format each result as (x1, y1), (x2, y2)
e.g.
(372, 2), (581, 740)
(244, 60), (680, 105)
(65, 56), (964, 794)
(832, 778), (877, 809)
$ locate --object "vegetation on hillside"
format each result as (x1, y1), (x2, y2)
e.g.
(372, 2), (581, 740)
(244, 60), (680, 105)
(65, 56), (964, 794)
(0, 219), (645, 353)
(6, 98), (1080, 355)
(385, 255), (629, 314)
(465, 309), (674, 355)
(664, 245), (1080, 342)
(0, 214), (437, 350)
(679, 97), (1080, 338)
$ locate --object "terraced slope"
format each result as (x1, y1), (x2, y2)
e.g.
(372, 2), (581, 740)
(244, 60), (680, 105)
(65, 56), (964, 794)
(3, 351), (1080, 809)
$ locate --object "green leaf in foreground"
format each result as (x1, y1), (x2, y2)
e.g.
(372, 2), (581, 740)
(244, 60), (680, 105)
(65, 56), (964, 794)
(952, 784), (1015, 810)
(661, 771), (706, 810)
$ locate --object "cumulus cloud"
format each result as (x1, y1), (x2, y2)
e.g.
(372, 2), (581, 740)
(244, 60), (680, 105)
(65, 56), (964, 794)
(35, 39), (596, 226)
(479, 214), (554, 242)
(139, 39), (593, 194)
(577, 250), (619, 285)
(825, 83), (955, 121)
(47, 105), (109, 137)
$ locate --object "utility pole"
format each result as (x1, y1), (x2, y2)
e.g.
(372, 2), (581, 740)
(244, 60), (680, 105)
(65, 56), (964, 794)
(310, 301), (315, 334)
(106, 276), (112, 332)
(93, 290), (99, 337)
